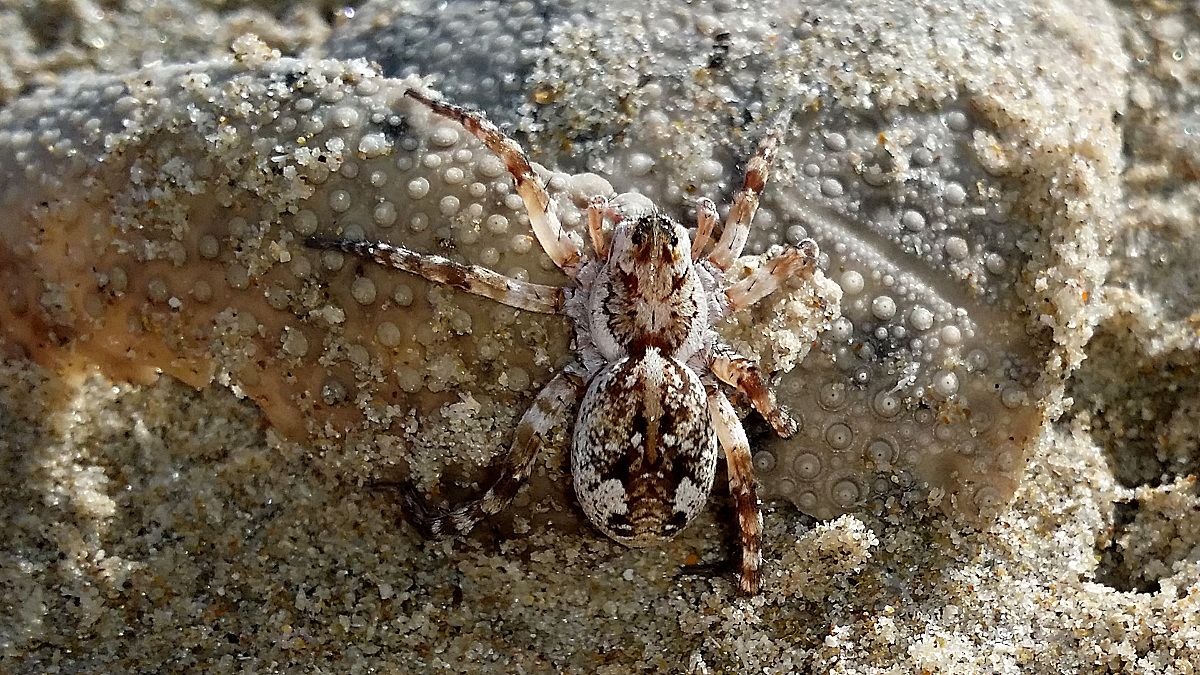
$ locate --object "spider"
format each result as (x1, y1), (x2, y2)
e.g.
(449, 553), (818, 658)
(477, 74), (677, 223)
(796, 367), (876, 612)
(307, 89), (819, 595)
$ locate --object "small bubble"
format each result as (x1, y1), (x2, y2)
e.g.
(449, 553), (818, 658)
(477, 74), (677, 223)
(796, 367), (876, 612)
(872, 391), (902, 418)
(407, 177), (430, 199)
(901, 210), (926, 231)
(820, 177), (844, 197)
(376, 321), (402, 347)
(328, 189), (352, 213)
(627, 153), (654, 176)
(511, 234), (533, 254)
(871, 295), (896, 320)
(866, 439), (896, 465)
(909, 306), (934, 331)
(831, 480), (860, 507)
(397, 366), (423, 393)
(973, 486), (1002, 511)
(373, 201), (397, 227)
(147, 278), (169, 303)
(292, 210), (318, 236)
(351, 276), (377, 305)
(198, 234), (220, 259)
(839, 270), (864, 295)
(192, 280), (212, 303)
(430, 125), (460, 147)
(753, 451), (777, 472)
(321, 251), (344, 271)
(943, 182), (967, 206)
(331, 106), (360, 128)
(831, 317), (854, 340)
(393, 284), (414, 306)
(439, 195), (461, 217)
(478, 155), (506, 178)
(1001, 385), (1025, 409)
(818, 383), (846, 409)
(225, 264), (249, 290)
(486, 214), (510, 233)
(798, 491), (818, 510)
(932, 371), (959, 397)
(945, 110), (970, 132)
(825, 422), (854, 449)
(945, 236), (969, 260)
(793, 452), (823, 479)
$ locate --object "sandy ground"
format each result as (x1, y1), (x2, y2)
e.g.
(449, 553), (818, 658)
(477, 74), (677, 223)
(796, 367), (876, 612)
(1, 1), (1199, 672)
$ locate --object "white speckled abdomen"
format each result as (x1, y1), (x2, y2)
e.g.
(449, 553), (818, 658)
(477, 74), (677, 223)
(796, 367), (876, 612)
(571, 348), (718, 547)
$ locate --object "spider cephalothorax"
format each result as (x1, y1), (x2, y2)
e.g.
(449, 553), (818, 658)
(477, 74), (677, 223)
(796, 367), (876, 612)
(308, 88), (819, 594)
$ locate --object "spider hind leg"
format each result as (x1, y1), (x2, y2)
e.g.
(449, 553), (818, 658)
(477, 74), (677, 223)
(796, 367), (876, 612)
(391, 365), (586, 539)
(708, 386), (765, 595)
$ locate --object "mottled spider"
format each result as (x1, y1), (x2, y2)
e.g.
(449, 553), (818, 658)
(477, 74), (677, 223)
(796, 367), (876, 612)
(308, 89), (819, 594)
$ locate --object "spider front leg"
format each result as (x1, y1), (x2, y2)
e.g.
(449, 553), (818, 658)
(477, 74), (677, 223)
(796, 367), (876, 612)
(397, 364), (587, 537)
(305, 237), (566, 314)
(707, 338), (798, 438)
(405, 89), (584, 276)
(707, 127), (781, 271)
(708, 385), (764, 595)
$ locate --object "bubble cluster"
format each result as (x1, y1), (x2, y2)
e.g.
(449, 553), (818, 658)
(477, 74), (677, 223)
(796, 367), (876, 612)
(0, 55), (586, 459)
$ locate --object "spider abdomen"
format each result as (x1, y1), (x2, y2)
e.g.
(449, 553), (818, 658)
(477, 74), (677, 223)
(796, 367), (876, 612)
(571, 348), (718, 547)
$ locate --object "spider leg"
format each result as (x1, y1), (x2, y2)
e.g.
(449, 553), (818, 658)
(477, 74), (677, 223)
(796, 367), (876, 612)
(724, 238), (818, 311)
(691, 197), (718, 261)
(306, 237), (566, 314)
(587, 196), (611, 259)
(707, 337), (798, 438)
(405, 89), (583, 276)
(707, 385), (764, 595)
(400, 363), (587, 537)
(706, 127), (781, 270)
